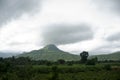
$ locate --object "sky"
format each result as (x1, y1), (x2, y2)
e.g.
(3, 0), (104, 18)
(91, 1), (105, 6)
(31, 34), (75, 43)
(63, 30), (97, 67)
(0, 0), (120, 55)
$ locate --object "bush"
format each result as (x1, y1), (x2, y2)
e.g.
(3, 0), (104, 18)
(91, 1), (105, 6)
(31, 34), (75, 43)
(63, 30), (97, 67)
(86, 57), (98, 65)
(50, 66), (59, 80)
(103, 64), (111, 70)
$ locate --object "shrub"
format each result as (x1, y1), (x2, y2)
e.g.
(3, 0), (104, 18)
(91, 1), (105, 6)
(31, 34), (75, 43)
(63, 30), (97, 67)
(103, 64), (111, 70)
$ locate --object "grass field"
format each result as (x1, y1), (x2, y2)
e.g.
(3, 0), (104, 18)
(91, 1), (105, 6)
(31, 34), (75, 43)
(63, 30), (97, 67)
(0, 57), (120, 80)
(31, 63), (120, 80)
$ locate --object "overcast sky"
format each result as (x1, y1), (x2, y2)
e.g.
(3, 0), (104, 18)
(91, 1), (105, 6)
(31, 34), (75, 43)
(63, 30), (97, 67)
(0, 0), (120, 55)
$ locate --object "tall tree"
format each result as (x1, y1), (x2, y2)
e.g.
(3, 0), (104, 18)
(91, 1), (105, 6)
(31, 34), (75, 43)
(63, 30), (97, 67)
(80, 51), (89, 63)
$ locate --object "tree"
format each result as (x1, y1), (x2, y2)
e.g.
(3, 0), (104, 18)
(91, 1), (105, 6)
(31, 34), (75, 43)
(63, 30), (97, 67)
(57, 59), (65, 64)
(80, 51), (89, 63)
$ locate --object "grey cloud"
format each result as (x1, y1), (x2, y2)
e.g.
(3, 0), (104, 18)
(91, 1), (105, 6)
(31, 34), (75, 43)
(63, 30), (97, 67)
(41, 24), (94, 45)
(91, 49), (112, 55)
(91, 42), (120, 55)
(0, 0), (40, 26)
(93, 0), (120, 15)
(91, 47), (112, 55)
(107, 32), (120, 41)
(8, 42), (31, 46)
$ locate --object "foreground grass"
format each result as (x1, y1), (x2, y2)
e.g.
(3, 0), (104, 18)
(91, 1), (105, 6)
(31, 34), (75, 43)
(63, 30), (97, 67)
(31, 64), (120, 80)
(0, 63), (120, 80)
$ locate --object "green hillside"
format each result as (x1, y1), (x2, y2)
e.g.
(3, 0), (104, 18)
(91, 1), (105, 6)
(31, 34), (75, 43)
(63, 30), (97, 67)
(17, 44), (120, 61)
(91, 51), (120, 61)
(17, 44), (80, 61)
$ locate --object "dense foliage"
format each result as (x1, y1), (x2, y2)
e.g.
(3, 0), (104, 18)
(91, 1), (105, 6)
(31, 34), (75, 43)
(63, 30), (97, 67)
(0, 56), (120, 80)
(80, 51), (89, 63)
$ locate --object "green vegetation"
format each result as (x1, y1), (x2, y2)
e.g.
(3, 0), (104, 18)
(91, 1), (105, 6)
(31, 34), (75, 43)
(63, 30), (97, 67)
(80, 51), (89, 63)
(0, 56), (120, 80)
(4, 44), (119, 80)
(17, 44), (120, 61)
(17, 44), (80, 61)
(91, 51), (120, 61)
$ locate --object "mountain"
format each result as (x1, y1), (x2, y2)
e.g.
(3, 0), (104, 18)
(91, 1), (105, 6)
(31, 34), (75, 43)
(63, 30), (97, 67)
(90, 51), (120, 61)
(17, 44), (80, 61)
(17, 44), (120, 61)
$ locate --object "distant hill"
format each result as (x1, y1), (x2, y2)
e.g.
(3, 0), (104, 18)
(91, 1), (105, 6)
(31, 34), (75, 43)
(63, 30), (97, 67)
(90, 51), (120, 61)
(0, 52), (16, 58)
(17, 44), (120, 61)
(17, 44), (80, 61)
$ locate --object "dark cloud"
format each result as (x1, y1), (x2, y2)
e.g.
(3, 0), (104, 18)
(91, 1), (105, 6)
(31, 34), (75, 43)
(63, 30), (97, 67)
(0, 0), (40, 26)
(42, 24), (94, 45)
(93, 0), (120, 15)
(106, 32), (120, 41)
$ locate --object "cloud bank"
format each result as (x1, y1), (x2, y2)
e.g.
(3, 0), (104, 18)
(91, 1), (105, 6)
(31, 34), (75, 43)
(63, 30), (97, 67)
(42, 24), (93, 45)
(107, 32), (120, 41)
(0, 0), (40, 26)
(93, 0), (120, 15)
(0, 0), (120, 55)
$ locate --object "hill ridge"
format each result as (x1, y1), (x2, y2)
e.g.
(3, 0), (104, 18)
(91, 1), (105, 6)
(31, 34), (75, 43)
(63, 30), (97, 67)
(90, 51), (120, 61)
(17, 44), (80, 61)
